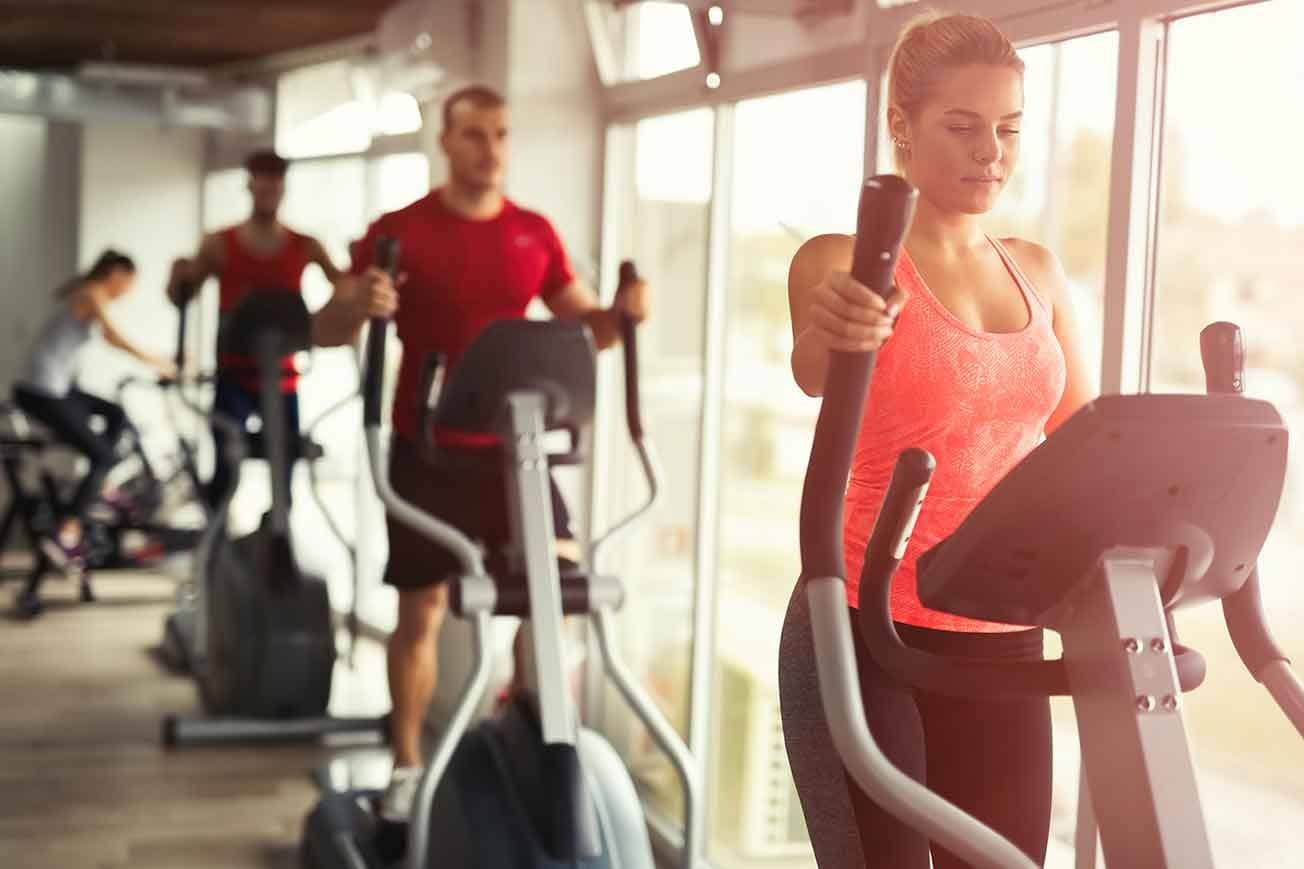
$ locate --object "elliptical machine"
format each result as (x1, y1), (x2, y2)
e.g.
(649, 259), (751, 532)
(786, 175), (1304, 868)
(161, 288), (385, 747)
(301, 241), (701, 868)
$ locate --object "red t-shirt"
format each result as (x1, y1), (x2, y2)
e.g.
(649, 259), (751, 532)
(216, 226), (311, 393)
(349, 191), (575, 445)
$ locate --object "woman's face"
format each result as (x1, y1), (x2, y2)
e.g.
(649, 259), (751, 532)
(892, 64), (1024, 215)
(105, 268), (136, 299)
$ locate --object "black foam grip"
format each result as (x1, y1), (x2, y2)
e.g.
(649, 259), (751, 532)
(1201, 321), (1244, 395)
(618, 260), (643, 440)
(174, 296), (189, 376)
(799, 175), (917, 584)
(363, 237), (401, 426)
(1200, 323), (1288, 674)
(486, 577), (590, 617)
(618, 259), (639, 287)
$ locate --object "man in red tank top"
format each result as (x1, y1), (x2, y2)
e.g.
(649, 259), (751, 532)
(312, 85), (648, 835)
(168, 150), (350, 507)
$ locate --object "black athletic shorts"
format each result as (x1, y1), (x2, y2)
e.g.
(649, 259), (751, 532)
(384, 436), (575, 589)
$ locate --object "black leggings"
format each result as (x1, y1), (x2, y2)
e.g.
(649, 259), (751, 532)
(13, 386), (128, 523)
(847, 615), (1051, 868)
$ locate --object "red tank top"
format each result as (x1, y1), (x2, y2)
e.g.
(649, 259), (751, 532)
(842, 238), (1066, 632)
(217, 225), (311, 393)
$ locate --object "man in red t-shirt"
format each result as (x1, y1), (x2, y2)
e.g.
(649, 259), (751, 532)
(167, 151), (372, 506)
(315, 85), (647, 828)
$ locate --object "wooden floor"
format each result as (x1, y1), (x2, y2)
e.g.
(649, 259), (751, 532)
(0, 567), (389, 869)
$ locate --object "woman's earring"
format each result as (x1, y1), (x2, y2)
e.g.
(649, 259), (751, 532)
(892, 136), (911, 154)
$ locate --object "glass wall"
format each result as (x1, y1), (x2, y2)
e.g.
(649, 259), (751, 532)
(1149, 2), (1304, 862)
(590, 0), (702, 82)
(595, 108), (714, 822)
(710, 80), (866, 868)
(276, 59), (423, 159)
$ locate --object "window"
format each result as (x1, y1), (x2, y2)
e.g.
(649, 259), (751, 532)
(590, 0), (701, 82)
(716, 3), (868, 73)
(630, 1), (700, 79)
(711, 80), (866, 867)
(276, 60), (425, 159)
(594, 108), (714, 823)
(1149, 3), (1304, 861)
(369, 152), (430, 219)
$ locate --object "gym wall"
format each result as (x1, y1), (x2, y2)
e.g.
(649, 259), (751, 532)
(505, 0), (605, 280)
(75, 123), (205, 446)
(0, 116), (81, 390)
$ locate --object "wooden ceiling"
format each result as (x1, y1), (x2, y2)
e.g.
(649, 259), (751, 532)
(0, 0), (398, 71)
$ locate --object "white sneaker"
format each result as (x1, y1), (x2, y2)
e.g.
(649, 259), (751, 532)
(378, 765), (423, 823)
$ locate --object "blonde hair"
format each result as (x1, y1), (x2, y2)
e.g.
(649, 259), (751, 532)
(887, 12), (1025, 169)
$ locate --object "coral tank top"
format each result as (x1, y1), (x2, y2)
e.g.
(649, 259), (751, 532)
(842, 237), (1066, 632)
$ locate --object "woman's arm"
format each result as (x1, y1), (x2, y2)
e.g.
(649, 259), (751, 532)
(78, 288), (176, 377)
(788, 234), (906, 397)
(1003, 238), (1095, 434)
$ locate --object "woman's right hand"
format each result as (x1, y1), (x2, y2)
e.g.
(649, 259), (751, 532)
(804, 271), (908, 353)
(152, 357), (180, 382)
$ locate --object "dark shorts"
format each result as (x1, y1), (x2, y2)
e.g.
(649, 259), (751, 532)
(384, 436), (575, 589)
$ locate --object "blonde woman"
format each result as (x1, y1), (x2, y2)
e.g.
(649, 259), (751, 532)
(780, 13), (1095, 868)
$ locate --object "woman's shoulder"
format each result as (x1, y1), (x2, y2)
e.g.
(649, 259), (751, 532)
(996, 237), (1069, 308)
(997, 236), (1054, 267)
(796, 233), (854, 261)
(789, 233), (853, 288)
(63, 280), (106, 317)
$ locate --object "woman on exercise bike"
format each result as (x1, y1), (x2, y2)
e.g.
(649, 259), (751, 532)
(781, 12), (1095, 869)
(12, 250), (177, 570)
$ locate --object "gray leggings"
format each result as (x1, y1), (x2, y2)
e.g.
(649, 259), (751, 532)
(778, 581), (1051, 868)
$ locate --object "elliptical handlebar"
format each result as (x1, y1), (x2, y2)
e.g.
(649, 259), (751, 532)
(799, 176), (916, 582)
(361, 237), (485, 581)
(1205, 322), (1304, 736)
(617, 261), (644, 441)
(799, 175), (1037, 869)
(174, 285), (194, 376)
(590, 260), (663, 566)
(361, 238), (399, 429)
